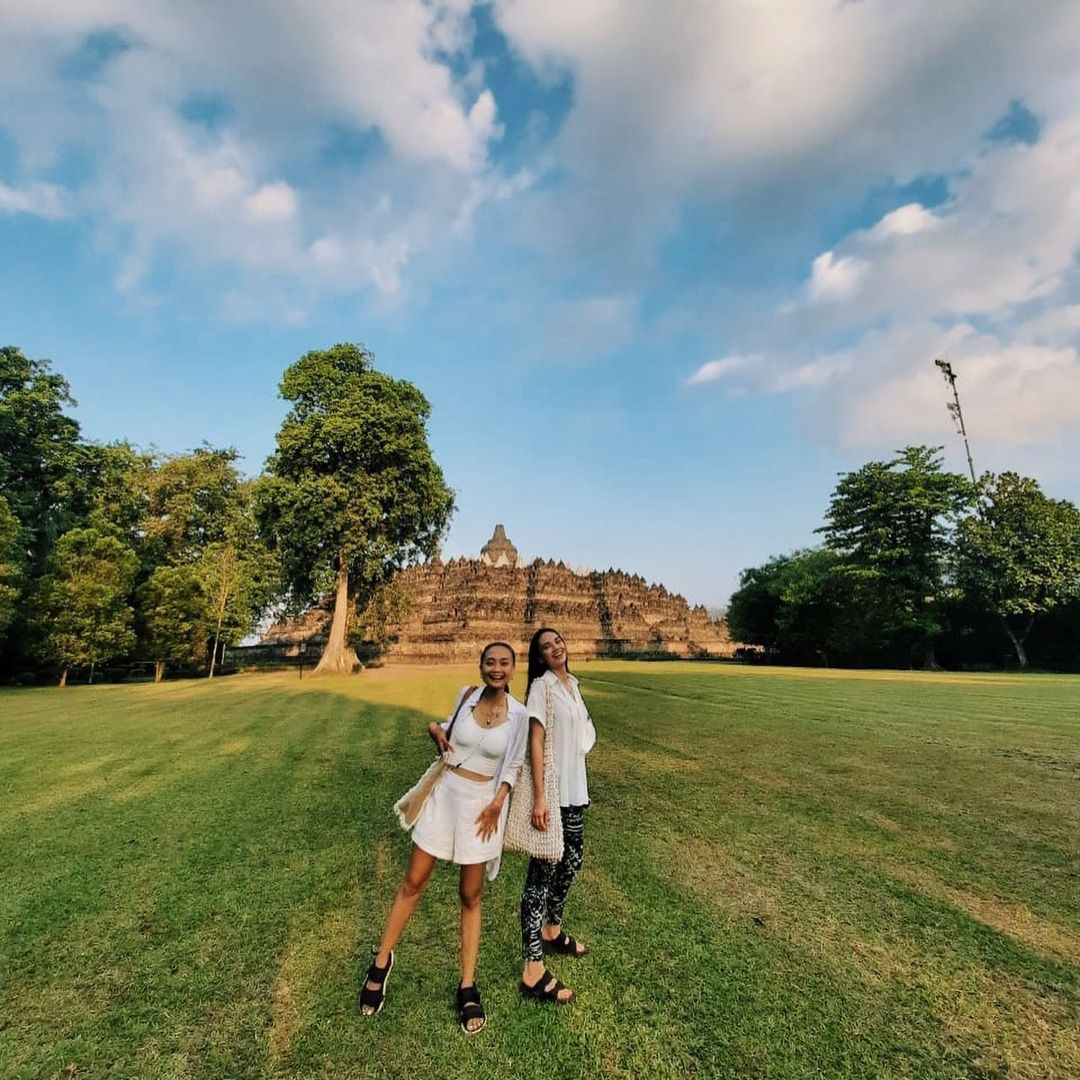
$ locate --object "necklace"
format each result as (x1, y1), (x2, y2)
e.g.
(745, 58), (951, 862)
(475, 693), (506, 728)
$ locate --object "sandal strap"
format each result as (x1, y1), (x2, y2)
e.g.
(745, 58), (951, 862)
(366, 950), (392, 984)
(365, 963), (390, 986)
(457, 984), (486, 1027)
(544, 931), (585, 955)
(523, 968), (565, 1000)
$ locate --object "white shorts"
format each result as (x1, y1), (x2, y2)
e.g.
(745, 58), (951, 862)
(412, 769), (501, 865)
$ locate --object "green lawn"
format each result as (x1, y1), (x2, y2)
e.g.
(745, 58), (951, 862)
(1, 663), (1077, 1080)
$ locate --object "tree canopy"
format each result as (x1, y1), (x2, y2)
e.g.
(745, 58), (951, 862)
(0, 494), (23, 638)
(0, 346), (84, 571)
(257, 343), (454, 674)
(819, 445), (974, 665)
(31, 527), (138, 685)
(955, 472), (1080, 667)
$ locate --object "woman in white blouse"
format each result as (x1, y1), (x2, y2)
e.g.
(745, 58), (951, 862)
(360, 642), (529, 1033)
(518, 627), (596, 1004)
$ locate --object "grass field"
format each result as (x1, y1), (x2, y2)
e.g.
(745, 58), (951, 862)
(1, 662), (1077, 1080)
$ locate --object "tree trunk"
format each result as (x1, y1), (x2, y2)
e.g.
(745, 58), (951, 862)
(1001, 616), (1033, 670)
(209, 609), (225, 679)
(59, 669), (68, 688)
(314, 551), (361, 675)
(154, 660), (165, 683)
(89, 660), (95, 685)
(922, 641), (943, 671)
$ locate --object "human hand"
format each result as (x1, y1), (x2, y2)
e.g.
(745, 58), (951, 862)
(532, 795), (549, 832)
(428, 723), (451, 755)
(475, 801), (502, 841)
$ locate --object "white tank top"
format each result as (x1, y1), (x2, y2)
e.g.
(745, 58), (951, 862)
(447, 709), (510, 777)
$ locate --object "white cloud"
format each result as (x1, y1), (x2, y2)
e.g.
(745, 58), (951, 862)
(700, 99), (1080, 460)
(493, 0), (1080, 262)
(0, 180), (70, 219)
(871, 203), (941, 239)
(2, 0), (1079, 482)
(0, 0), (506, 304)
(686, 355), (756, 386)
(835, 325), (1080, 451)
(244, 182), (298, 222)
(796, 113), (1080, 323)
(1016, 305), (1080, 347)
(807, 251), (868, 303)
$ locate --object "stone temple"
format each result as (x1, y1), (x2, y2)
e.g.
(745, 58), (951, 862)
(480, 523), (518, 568)
(354, 525), (732, 663)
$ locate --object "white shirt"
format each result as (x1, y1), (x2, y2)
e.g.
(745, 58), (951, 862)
(525, 670), (596, 807)
(446, 708), (510, 777)
(438, 685), (529, 880)
(440, 686), (528, 792)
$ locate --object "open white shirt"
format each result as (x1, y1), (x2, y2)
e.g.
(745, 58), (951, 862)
(437, 685), (529, 880)
(526, 670), (596, 807)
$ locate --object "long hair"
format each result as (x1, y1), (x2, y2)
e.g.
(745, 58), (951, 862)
(525, 627), (569, 701)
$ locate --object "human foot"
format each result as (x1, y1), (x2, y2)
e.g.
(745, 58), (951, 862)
(457, 983), (486, 1034)
(520, 963), (573, 1003)
(542, 927), (587, 957)
(358, 949), (394, 1016)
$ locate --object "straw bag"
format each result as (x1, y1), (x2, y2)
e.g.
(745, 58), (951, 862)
(393, 686), (475, 829)
(505, 677), (564, 862)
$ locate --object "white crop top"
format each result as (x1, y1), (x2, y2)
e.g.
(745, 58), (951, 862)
(447, 709), (510, 777)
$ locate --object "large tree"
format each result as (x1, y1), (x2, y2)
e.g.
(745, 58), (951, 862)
(140, 446), (242, 566)
(198, 482), (277, 677)
(75, 440), (156, 540)
(140, 564), (210, 683)
(819, 445), (974, 667)
(955, 472), (1080, 668)
(0, 346), (84, 571)
(32, 527), (138, 686)
(257, 343), (454, 674)
(727, 548), (860, 666)
(0, 494), (24, 638)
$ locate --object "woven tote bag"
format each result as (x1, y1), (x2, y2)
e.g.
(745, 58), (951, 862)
(392, 686), (475, 830)
(505, 677), (564, 862)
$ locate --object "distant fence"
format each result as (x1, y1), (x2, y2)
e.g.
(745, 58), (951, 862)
(5, 660), (208, 686)
(224, 643), (313, 670)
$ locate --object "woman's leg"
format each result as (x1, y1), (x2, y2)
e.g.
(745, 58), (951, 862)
(458, 862), (485, 989)
(360, 844), (437, 1014)
(520, 856), (573, 1000)
(542, 806), (585, 950)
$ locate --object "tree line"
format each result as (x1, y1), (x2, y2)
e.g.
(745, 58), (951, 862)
(0, 343), (453, 684)
(727, 446), (1080, 670)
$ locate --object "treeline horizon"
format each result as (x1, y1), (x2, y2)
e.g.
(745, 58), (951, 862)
(0, 342), (452, 684)
(4, 345), (1079, 683)
(728, 447), (1080, 672)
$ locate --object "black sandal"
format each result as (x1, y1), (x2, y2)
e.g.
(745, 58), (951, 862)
(457, 983), (486, 1034)
(520, 968), (573, 1004)
(357, 948), (394, 1016)
(542, 931), (587, 958)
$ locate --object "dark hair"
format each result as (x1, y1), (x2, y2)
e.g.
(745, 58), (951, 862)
(525, 627), (568, 700)
(480, 641), (516, 665)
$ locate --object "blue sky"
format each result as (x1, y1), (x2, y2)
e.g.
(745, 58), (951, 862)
(3, 1), (1080, 608)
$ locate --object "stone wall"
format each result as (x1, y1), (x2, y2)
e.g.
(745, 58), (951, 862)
(381, 557), (733, 662)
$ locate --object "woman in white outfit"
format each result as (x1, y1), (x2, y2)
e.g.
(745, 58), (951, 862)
(359, 642), (528, 1033)
(519, 627), (596, 1004)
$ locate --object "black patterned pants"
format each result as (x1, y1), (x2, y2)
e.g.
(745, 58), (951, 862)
(520, 804), (586, 962)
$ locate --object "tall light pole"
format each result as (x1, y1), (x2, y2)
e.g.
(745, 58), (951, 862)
(934, 358), (977, 484)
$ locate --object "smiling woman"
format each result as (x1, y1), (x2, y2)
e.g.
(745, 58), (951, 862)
(359, 642), (529, 1035)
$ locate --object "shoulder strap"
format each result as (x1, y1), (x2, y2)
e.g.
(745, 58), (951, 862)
(446, 685), (477, 741)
